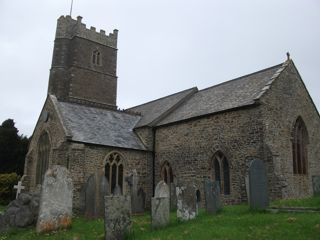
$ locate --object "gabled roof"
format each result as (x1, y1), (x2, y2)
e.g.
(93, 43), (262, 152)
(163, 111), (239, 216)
(50, 95), (146, 151)
(127, 87), (198, 127)
(157, 62), (287, 126)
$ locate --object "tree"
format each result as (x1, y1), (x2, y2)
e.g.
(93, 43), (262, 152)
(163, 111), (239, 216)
(0, 119), (29, 175)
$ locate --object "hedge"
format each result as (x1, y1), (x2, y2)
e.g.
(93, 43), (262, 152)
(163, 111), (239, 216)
(0, 173), (20, 205)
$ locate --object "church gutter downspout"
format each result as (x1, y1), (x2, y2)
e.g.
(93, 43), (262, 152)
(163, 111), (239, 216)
(152, 128), (156, 197)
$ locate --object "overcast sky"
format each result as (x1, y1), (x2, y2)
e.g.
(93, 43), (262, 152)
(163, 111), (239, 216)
(0, 0), (319, 137)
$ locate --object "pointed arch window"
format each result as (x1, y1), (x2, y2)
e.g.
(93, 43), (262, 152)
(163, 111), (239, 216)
(212, 151), (230, 195)
(105, 152), (124, 193)
(161, 161), (173, 184)
(36, 132), (50, 184)
(292, 117), (308, 174)
(92, 50), (101, 66)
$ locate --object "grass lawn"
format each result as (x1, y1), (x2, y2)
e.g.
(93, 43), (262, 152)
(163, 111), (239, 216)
(271, 196), (320, 208)
(1, 199), (320, 240)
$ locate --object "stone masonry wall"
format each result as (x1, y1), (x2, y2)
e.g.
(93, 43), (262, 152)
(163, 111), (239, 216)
(24, 96), (67, 192)
(154, 107), (267, 206)
(260, 61), (320, 199)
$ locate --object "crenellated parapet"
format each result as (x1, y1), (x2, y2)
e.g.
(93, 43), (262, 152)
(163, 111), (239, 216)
(56, 15), (118, 49)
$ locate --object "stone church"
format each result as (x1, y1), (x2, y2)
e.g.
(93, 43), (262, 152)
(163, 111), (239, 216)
(23, 15), (320, 210)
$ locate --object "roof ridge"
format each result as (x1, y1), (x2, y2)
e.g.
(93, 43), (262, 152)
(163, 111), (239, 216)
(198, 63), (283, 93)
(127, 87), (198, 110)
(253, 60), (291, 101)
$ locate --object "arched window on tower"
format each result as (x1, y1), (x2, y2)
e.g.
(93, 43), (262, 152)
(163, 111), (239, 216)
(92, 50), (101, 66)
(212, 151), (231, 195)
(105, 152), (124, 193)
(292, 117), (308, 174)
(36, 132), (50, 184)
(161, 161), (173, 184)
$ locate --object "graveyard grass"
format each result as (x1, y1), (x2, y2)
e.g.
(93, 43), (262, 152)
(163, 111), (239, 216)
(1, 197), (320, 240)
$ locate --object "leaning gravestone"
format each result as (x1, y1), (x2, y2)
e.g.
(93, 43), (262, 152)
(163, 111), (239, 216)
(176, 182), (197, 221)
(151, 181), (170, 229)
(82, 171), (110, 219)
(312, 176), (320, 196)
(204, 179), (222, 214)
(36, 165), (73, 233)
(248, 159), (269, 209)
(105, 191), (131, 240)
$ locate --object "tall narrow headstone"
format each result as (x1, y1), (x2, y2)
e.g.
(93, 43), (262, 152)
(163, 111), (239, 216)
(170, 182), (177, 210)
(105, 193), (131, 240)
(176, 182), (197, 221)
(36, 165), (73, 233)
(204, 179), (222, 214)
(248, 159), (269, 209)
(312, 176), (320, 196)
(151, 181), (170, 229)
(83, 171), (110, 218)
(128, 170), (145, 214)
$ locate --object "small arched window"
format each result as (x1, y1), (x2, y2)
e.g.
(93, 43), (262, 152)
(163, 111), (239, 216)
(161, 161), (173, 184)
(292, 117), (308, 174)
(92, 50), (101, 66)
(212, 151), (230, 195)
(105, 152), (124, 193)
(36, 132), (50, 184)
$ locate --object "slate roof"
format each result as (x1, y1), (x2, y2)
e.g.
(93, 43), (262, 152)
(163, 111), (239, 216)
(156, 63), (286, 126)
(50, 95), (146, 150)
(127, 87), (198, 127)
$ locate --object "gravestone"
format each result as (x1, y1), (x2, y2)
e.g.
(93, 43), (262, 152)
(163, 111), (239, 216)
(176, 182), (197, 221)
(105, 194), (131, 240)
(128, 170), (145, 214)
(170, 182), (177, 210)
(248, 159), (269, 209)
(204, 179), (222, 214)
(36, 165), (73, 233)
(151, 181), (170, 228)
(312, 176), (320, 196)
(82, 171), (110, 219)
(245, 175), (250, 203)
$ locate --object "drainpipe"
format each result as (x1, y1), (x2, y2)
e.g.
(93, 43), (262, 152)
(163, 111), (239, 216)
(152, 128), (156, 197)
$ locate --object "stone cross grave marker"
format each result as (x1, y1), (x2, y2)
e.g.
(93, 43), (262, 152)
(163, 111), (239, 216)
(82, 171), (110, 219)
(151, 180), (170, 229)
(204, 178), (222, 214)
(176, 182), (197, 221)
(312, 175), (320, 196)
(36, 165), (73, 233)
(248, 159), (269, 209)
(105, 193), (131, 240)
(13, 181), (25, 199)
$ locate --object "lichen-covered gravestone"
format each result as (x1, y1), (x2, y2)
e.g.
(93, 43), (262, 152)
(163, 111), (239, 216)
(105, 192), (131, 240)
(312, 176), (320, 196)
(151, 180), (170, 229)
(82, 171), (110, 219)
(204, 179), (222, 214)
(176, 182), (197, 221)
(36, 165), (73, 233)
(128, 169), (145, 214)
(248, 159), (269, 209)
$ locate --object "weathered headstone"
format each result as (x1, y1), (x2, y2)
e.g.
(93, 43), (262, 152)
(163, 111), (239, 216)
(176, 182), (197, 221)
(170, 182), (177, 210)
(82, 171), (110, 219)
(151, 181), (170, 228)
(105, 194), (131, 240)
(128, 170), (145, 214)
(204, 179), (222, 214)
(312, 175), (320, 196)
(248, 159), (269, 209)
(36, 165), (73, 233)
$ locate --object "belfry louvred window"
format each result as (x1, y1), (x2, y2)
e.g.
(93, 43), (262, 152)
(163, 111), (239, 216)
(105, 152), (124, 193)
(292, 117), (308, 174)
(212, 151), (230, 195)
(92, 50), (101, 65)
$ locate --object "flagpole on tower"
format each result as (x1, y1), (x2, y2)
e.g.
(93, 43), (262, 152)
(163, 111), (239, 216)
(70, 0), (74, 16)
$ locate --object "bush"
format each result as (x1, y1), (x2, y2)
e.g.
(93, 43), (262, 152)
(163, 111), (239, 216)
(0, 173), (20, 205)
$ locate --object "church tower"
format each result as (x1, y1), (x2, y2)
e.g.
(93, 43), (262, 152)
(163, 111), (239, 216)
(48, 16), (118, 109)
